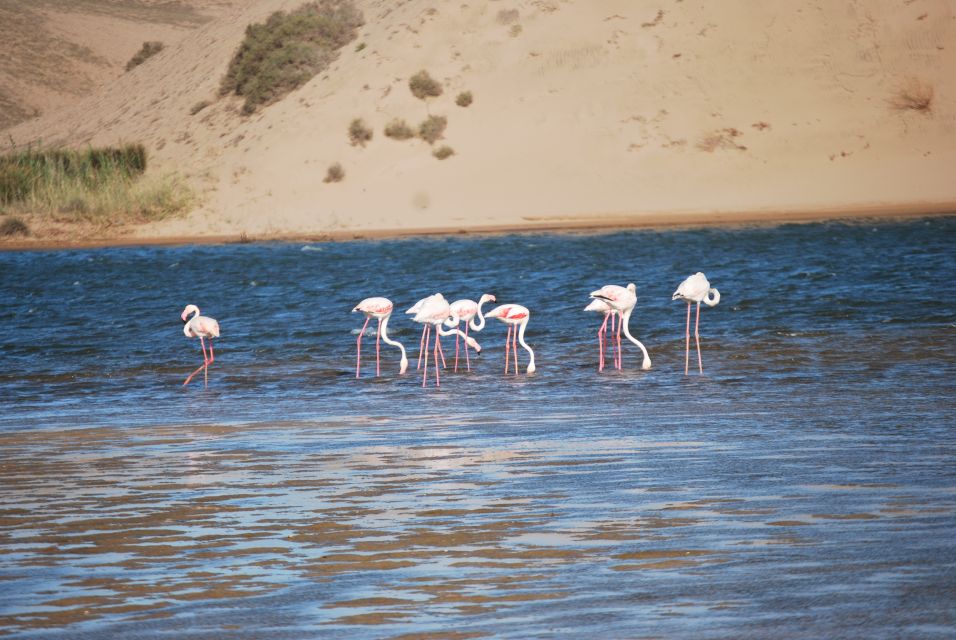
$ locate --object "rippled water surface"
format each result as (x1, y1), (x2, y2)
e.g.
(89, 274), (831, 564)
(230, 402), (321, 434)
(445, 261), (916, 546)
(1, 218), (955, 638)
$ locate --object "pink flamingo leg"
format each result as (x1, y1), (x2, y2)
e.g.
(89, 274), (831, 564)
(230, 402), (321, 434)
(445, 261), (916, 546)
(434, 326), (441, 387)
(613, 313), (621, 370)
(422, 325), (430, 387)
(512, 324), (519, 374)
(504, 325), (512, 374)
(356, 316), (370, 378)
(464, 324), (471, 371)
(183, 337), (208, 386)
(597, 312), (610, 371)
(454, 330), (460, 373)
(437, 335), (447, 369)
(684, 302), (691, 375)
(695, 301), (703, 373)
(417, 325), (426, 370)
(375, 318), (382, 377)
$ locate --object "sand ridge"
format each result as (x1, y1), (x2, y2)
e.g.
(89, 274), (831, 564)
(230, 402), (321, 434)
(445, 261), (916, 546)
(2, 0), (955, 243)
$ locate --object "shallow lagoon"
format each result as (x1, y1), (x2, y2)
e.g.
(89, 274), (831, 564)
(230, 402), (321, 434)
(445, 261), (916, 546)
(1, 217), (954, 638)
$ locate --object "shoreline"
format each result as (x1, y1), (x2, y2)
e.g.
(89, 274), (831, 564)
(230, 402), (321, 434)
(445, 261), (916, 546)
(1, 202), (953, 251)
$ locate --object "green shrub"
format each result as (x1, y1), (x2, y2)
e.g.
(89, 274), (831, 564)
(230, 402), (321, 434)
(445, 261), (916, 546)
(324, 162), (344, 182)
(126, 41), (164, 71)
(433, 145), (454, 160)
(456, 91), (473, 107)
(221, 0), (364, 114)
(348, 118), (373, 146)
(418, 115), (447, 144)
(0, 216), (29, 237)
(384, 118), (415, 140)
(409, 70), (443, 100)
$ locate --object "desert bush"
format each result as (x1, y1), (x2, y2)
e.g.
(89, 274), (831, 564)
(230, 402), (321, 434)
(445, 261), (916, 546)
(348, 118), (373, 146)
(221, 0), (364, 114)
(409, 70), (443, 100)
(433, 145), (454, 160)
(384, 118), (415, 140)
(126, 41), (164, 71)
(0, 144), (191, 223)
(190, 100), (211, 115)
(418, 115), (447, 144)
(889, 79), (934, 113)
(324, 162), (344, 182)
(697, 128), (746, 152)
(456, 91), (473, 107)
(0, 216), (29, 237)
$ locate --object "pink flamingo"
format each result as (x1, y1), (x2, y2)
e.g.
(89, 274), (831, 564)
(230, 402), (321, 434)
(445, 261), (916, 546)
(413, 294), (481, 387)
(589, 283), (651, 370)
(583, 298), (619, 371)
(352, 297), (408, 378)
(406, 294), (448, 370)
(485, 304), (536, 374)
(445, 294), (496, 371)
(672, 272), (720, 374)
(181, 304), (220, 386)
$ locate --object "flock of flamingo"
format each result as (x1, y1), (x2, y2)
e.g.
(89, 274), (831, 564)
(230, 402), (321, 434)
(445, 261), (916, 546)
(180, 272), (721, 387)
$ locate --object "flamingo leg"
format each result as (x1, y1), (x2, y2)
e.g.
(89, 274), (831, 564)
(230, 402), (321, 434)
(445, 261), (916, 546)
(434, 326), (441, 387)
(464, 323), (471, 371)
(598, 312), (610, 371)
(422, 325), (430, 387)
(454, 329), (460, 372)
(183, 337), (208, 386)
(615, 313), (623, 370)
(695, 301), (703, 374)
(685, 302), (691, 375)
(375, 317), (382, 377)
(417, 325), (426, 370)
(437, 334), (447, 369)
(504, 325), (512, 374)
(356, 317), (370, 378)
(207, 340), (215, 366)
(512, 324), (519, 374)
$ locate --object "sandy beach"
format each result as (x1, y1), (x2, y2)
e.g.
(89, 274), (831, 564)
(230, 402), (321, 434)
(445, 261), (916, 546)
(2, 0), (955, 247)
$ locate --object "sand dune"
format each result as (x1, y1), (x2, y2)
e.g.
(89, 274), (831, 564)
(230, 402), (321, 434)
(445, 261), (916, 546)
(3, 0), (955, 242)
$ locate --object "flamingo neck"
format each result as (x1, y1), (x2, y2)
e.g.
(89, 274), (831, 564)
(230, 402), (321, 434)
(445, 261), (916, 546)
(621, 307), (652, 370)
(471, 298), (489, 331)
(516, 318), (535, 373)
(379, 316), (408, 373)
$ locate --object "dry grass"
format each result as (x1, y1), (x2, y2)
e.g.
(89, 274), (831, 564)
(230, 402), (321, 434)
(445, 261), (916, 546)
(190, 100), (211, 115)
(384, 119), (415, 140)
(697, 127), (746, 152)
(349, 118), (373, 146)
(409, 70), (443, 100)
(889, 79), (934, 114)
(0, 216), (29, 237)
(418, 115), (447, 144)
(456, 91), (473, 107)
(432, 145), (454, 160)
(125, 41), (164, 71)
(324, 162), (344, 182)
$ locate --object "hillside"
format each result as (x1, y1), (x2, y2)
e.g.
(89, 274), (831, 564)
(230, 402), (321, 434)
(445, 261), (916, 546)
(3, 0), (955, 243)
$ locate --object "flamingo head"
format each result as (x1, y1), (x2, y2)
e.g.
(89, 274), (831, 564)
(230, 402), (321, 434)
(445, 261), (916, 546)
(181, 304), (199, 322)
(479, 293), (496, 304)
(464, 336), (481, 353)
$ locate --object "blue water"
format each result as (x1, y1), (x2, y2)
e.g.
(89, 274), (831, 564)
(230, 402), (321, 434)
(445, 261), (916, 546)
(0, 217), (954, 638)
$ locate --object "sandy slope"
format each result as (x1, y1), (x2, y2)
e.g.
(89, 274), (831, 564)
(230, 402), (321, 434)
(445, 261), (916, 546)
(3, 0), (955, 242)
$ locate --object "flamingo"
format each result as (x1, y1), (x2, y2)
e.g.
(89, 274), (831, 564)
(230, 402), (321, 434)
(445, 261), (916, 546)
(672, 272), (720, 375)
(583, 298), (619, 371)
(589, 283), (651, 371)
(181, 304), (220, 386)
(406, 293), (448, 370)
(352, 297), (408, 378)
(413, 294), (481, 387)
(445, 293), (496, 371)
(485, 304), (536, 374)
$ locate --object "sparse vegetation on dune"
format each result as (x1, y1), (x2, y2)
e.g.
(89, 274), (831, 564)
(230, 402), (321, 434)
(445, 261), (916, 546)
(348, 118), (373, 146)
(433, 145), (454, 160)
(0, 144), (191, 225)
(889, 78), (934, 114)
(221, 0), (364, 114)
(456, 91), (473, 107)
(418, 115), (447, 144)
(384, 119), (415, 140)
(0, 216), (29, 237)
(409, 70), (443, 101)
(126, 41), (164, 71)
(324, 162), (344, 182)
